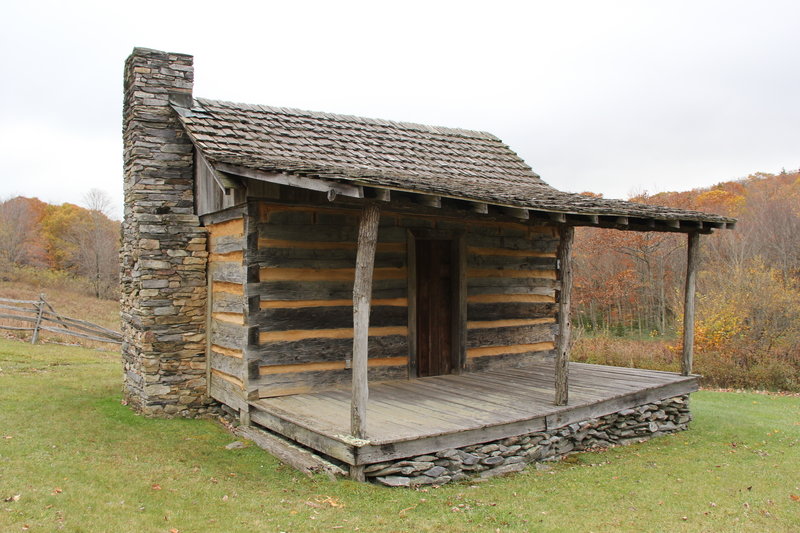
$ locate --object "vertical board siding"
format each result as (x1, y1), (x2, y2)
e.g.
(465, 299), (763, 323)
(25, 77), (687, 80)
(204, 216), (247, 405)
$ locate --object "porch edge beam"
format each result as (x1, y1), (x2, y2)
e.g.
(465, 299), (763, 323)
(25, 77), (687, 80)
(555, 225), (574, 405)
(351, 203), (381, 443)
(681, 231), (700, 376)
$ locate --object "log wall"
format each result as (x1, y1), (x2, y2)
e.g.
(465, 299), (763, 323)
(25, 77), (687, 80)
(247, 200), (559, 398)
(203, 208), (248, 410)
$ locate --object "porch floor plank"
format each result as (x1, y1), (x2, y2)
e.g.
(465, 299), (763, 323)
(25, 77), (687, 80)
(250, 361), (698, 464)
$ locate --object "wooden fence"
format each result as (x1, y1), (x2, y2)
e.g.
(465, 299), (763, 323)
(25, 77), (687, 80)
(0, 294), (122, 345)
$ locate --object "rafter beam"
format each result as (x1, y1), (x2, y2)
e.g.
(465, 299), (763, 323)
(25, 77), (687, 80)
(215, 162), (364, 199)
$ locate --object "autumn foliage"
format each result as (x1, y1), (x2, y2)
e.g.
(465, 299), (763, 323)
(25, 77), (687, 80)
(573, 170), (800, 391)
(0, 192), (120, 299)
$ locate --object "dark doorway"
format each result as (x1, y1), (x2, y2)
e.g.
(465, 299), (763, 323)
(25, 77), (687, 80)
(416, 239), (454, 377)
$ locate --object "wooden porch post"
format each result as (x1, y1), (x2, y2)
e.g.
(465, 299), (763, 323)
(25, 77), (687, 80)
(555, 226), (574, 406)
(350, 203), (380, 481)
(681, 231), (700, 376)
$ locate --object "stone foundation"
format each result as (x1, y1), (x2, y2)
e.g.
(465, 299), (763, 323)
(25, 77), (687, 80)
(121, 48), (210, 417)
(368, 395), (691, 487)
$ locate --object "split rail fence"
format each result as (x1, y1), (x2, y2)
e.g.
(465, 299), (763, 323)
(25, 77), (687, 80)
(0, 295), (122, 345)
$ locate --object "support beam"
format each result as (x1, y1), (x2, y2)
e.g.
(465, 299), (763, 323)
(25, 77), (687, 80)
(470, 202), (489, 214)
(418, 194), (442, 208)
(215, 162), (364, 199)
(554, 226), (574, 405)
(681, 231), (700, 376)
(351, 203), (380, 446)
(499, 206), (529, 220)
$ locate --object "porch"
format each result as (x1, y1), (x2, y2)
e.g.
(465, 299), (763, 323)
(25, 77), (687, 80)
(249, 361), (698, 468)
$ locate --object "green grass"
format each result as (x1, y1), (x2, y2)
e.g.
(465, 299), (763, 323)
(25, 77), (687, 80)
(1, 339), (799, 532)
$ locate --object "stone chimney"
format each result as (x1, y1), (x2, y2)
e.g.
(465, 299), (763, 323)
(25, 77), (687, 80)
(121, 48), (210, 417)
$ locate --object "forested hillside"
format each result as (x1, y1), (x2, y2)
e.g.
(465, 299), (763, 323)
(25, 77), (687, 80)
(0, 191), (120, 299)
(573, 170), (800, 390)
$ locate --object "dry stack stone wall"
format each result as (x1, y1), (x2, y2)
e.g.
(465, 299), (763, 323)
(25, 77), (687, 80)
(368, 396), (692, 487)
(121, 48), (210, 417)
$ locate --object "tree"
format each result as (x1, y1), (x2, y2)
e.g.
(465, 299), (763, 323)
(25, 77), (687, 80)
(0, 196), (47, 269)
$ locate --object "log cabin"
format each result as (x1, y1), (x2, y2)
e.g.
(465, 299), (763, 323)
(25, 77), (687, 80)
(121, 48), (735, 484)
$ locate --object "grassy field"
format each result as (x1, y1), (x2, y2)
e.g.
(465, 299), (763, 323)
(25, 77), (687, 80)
(1, 338), (799, 532)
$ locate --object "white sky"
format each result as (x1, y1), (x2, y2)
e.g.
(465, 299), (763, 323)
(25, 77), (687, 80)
(1, 0), (798, 220)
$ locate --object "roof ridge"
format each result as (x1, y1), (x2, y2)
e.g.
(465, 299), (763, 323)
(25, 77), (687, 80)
(194, 97), (502, 141)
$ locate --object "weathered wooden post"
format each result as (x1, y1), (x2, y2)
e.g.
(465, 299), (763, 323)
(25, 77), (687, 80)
(351, 203), (380, 481)
(681, 231), (700, 376)
(30, 293), (45, 345)
(555, 226), (574, 405)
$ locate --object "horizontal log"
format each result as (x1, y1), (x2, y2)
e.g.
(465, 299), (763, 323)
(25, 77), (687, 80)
(210, 262), (245, 284)
(210, 251), (243, 263)
(467, 293), (556, 304)
(259, 356), (406, 375)
(250, 279), (406, 301)
(467, 317), (555, 329)
(255, 305), (407, 331)
(209, 234), (244, 254)
(209, 373), (247, 411)
(256, 365), (408, 398)
(253, 247), (405, 269)
(211, 319), (245, 350)
(466, 233), (558, 253)
(206, 218), (244, 237)
(211, 368), (244, 389)
(465, 350), (553, 372)
(467, 254), (557, 270)
(468, 275), (558, 290)
(200, 204), (246, 226)
(211, 291), (244, 314)
(259, 267), (405, 282)
(467, 246), (556, 258)
(468, 268), (557, 280)
(466, 341), (555, 358)
(251, 335), (408, 365)
(467, 302), (557, 321)
(257, 238), (405, 253)
(259, 326), (407, 343)
(467, 284), (556, 297)
(466, 323), (556, 349)
(259, 297), (407, 309)
(211, 344), (242, 358)
(210, 351), (244, 379)
(212, 312), (244, 325)
(212, 281), (243, 296)
(258, 224), (406, 244)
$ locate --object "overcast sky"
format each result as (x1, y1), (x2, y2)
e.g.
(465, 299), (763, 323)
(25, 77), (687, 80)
(1, 0), (798, 220)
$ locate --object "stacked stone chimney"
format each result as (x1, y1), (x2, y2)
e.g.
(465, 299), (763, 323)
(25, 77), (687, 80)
(121, 48), (210, 417)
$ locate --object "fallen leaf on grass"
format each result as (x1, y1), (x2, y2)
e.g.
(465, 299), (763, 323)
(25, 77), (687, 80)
(3, 494), (21, 502)
(152, 484), (162, 491)
(169, 529), (179, 533)
(315, 496), (344, 508)
(2, 435), (12, 439)
(53, 488), (63, 494)
(790, 494), (800, 502)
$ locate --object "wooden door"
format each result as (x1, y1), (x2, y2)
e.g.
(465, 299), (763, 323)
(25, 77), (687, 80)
(416, 239), (453, 377)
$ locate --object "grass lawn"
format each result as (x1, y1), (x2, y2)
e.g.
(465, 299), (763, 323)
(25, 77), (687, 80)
(1, 338), (798, 532)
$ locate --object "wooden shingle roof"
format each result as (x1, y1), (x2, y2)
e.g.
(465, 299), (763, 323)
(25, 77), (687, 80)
(175, 98), (735, 230)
